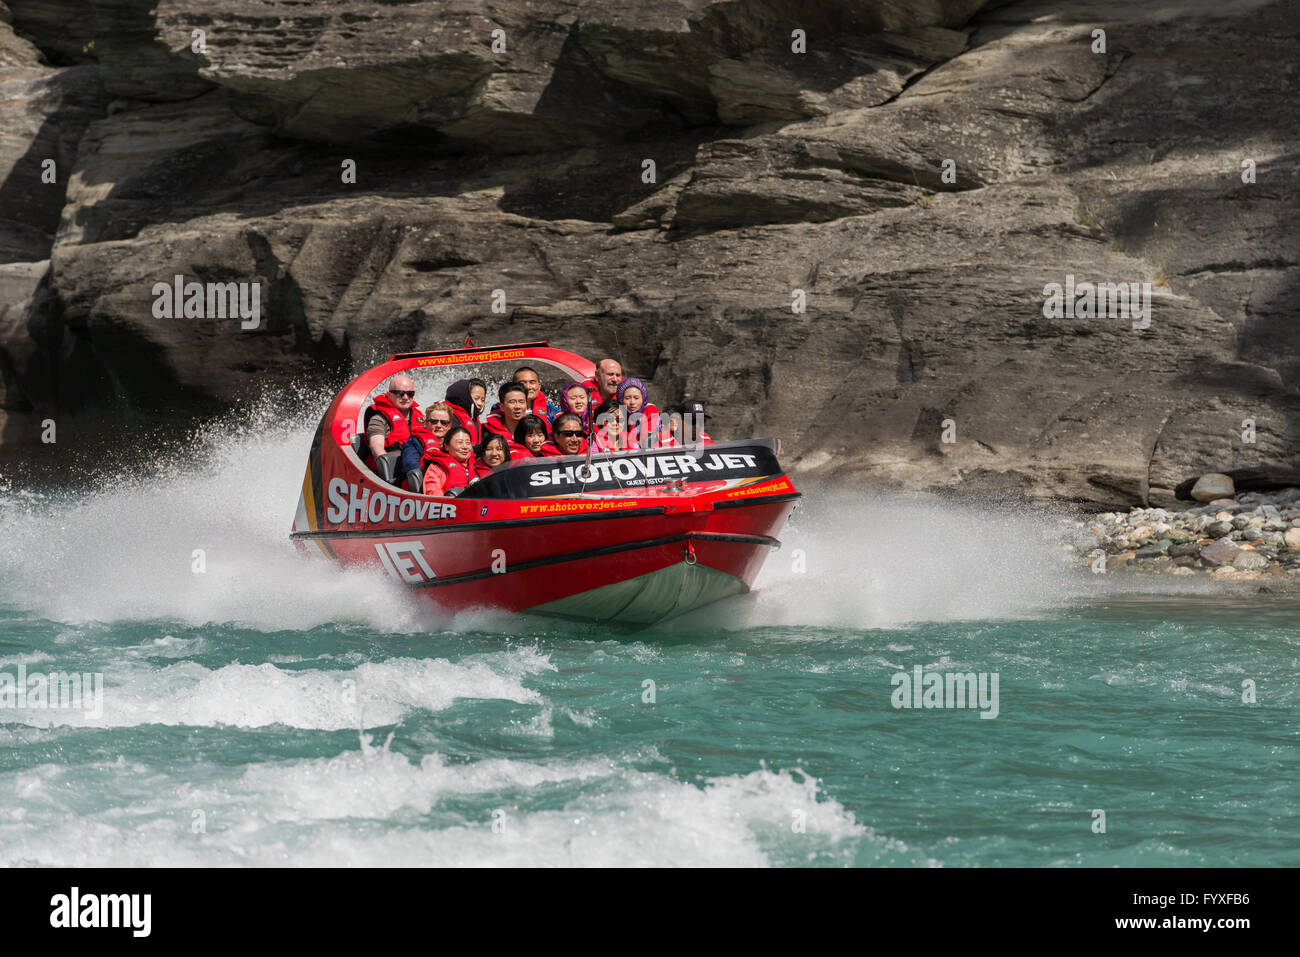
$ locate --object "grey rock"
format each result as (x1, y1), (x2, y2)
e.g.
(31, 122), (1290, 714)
(1206, 521), (1235, 539)
(1199, 538), (1241, 567)
(1233, 550), (1270, 571)
(6, 0), (98, 65)
(1190, 473), (1235, 503)
(1135, 540), (1170, 557)
(1, 0), (1298, 506)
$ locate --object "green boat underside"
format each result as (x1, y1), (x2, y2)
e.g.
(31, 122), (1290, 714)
(524, 560), (748, 627)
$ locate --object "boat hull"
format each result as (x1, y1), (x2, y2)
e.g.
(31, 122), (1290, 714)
(294, 496), (796, 626)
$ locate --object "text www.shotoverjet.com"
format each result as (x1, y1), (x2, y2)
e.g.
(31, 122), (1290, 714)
(1114, 917), (1250, 931)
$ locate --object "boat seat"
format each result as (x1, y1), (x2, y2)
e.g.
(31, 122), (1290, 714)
(349, 433), (401, 486)
(373, 453), (400, 485)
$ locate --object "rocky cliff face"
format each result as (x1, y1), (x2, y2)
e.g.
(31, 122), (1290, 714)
(1, 0), (1296, 505)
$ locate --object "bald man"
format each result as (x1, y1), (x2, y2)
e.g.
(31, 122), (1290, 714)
(583, 358), (623, 407)
(364, 374), (425, 468)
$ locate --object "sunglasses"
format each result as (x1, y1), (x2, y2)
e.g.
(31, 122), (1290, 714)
(390, 390), (415, 398)
(558, 430), (584, 437)
(426, 418), (451, 425)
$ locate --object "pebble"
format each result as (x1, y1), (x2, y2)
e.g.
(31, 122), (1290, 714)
(1079, 486), (1300, 587)
(1234, 551), (1270, 570)
(1191, 473), (1235, 502)
(1200, 538), (1240, 566)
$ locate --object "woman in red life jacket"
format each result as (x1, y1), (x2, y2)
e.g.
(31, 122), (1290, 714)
(617, 377), (666, 449)
(477, 433), (512, 473)
(444, 379), (485, 445)
(560, 381), (591, 434)
(400, 402), (453, 479)
(540, 413), (589, 457)
(363, 375), (424, 471)
(591, 399), (636, 453)
(422, 426), (479, 496)
(513, 414), (549, 457)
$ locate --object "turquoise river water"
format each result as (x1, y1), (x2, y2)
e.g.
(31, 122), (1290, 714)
(0, 410), (1296, 866)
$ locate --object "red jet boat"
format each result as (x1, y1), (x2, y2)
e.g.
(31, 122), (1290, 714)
(290, 342), (800, 627)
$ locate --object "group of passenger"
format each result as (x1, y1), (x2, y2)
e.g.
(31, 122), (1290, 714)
(362, 359), (712, 495)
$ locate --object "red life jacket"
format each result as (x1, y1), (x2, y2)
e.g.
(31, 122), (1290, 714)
(583, 377), (620, 408)
(539, 437), (589, 457)
(421, 449), (478, 496)
(592, 429), (636, 453)
(486, 404), (550, 436)
(483, 412), (535, 442)
(482, 414), (509, 442)
(448, 404), (481, 445)
(418, 435), (446, 469)
(530, 392), (550, 419)
(627, 405), (667, 449)
(364, 394), (423, 465)
(662, 429), (712, 447)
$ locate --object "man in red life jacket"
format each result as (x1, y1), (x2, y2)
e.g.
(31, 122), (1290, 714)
(540, 413), (589, 457)
(483, 382), (530, 442)
(364, 375), (428, 473)
(582, 358), (623, 408)
(512, 366), (560, 421)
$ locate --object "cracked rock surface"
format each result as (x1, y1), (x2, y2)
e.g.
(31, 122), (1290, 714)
(0, 0), (1296, 506)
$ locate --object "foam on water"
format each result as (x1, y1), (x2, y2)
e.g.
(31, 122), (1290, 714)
(0, 742), (900, 867)
(4, 649), (555, 730)
(0, 394), (427, 632)
(657, 493), (1076, 633)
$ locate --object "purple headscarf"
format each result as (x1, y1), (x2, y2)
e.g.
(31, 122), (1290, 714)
(616, 377), (648, 409)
